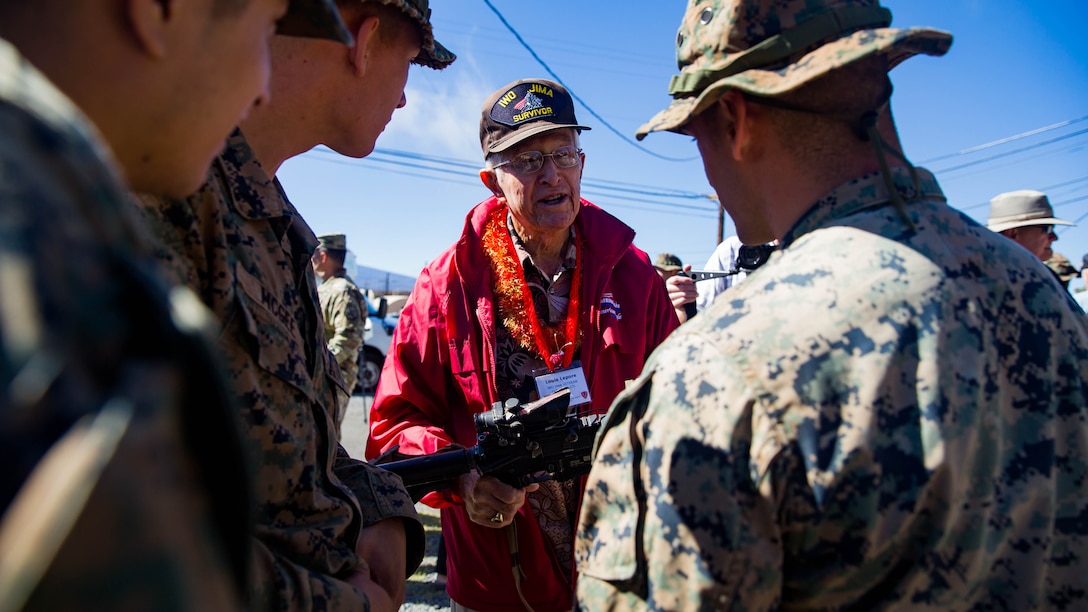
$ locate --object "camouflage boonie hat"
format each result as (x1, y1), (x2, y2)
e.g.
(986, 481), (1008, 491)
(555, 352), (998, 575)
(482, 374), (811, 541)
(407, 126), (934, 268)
(1046, 253), (1078, 283)
(637, 0), (953, 139)
(654, 253), (684, 272)
(369, 0), (456, 69)
(318, 233), (347, 251)
(278, 0), (353, 44)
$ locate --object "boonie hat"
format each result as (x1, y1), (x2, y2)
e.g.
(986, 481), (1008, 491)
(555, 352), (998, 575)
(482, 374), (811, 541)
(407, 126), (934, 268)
(278, 0), (353, 44)
(1046, 253), (1078, 283)
(637, 0), (953, 139)
(480, 79), (592, 155)
(317, 233), (348, 251)
(987, 190), (1073, 233)
(654, 253), (684, 272)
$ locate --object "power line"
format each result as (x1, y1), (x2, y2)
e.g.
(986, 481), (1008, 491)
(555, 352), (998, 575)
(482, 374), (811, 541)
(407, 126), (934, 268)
(919, 114), (1088, 164)
(932, 127), (1088, 174)
(312, 145), (715, 203)
(480, 0), (699, 163)
(307, 148), (716, 218)
(958, 175), (1088, 212)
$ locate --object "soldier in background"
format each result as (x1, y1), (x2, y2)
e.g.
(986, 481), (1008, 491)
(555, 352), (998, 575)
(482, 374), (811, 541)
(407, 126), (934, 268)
(137, 1), (454, 609)
(652, 252), (685, 281)
(0, 0), (350, 609)
(313, 233), (367, 433)
(577, 0), (1088, 609)
(1046, 252), (1079, 291)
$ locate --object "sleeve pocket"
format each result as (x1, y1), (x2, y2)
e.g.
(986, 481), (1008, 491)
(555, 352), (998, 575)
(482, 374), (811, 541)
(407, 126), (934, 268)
(576, 376), (653, 584)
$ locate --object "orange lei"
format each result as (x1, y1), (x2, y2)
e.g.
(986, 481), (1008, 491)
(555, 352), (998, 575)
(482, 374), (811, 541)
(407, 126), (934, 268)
(481, 206), (581, 371)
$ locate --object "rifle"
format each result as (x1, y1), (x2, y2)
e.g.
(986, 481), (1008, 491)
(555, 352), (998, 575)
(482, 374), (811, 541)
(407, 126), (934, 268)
(677, 243), (776, 318)
(372, 388), (598, 502)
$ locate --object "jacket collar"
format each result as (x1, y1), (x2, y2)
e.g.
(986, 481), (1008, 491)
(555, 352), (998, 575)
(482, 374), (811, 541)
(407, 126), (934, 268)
(456, 196), (636, 282)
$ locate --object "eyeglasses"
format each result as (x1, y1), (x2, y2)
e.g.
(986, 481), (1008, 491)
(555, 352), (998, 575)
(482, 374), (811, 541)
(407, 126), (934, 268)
(1038, 225), (1054, 235)
(494, 146), (582, 175)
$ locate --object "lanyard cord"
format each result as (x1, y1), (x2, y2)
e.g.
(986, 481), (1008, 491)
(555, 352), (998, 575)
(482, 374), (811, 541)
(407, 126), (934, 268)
(504, 522), (537, 612)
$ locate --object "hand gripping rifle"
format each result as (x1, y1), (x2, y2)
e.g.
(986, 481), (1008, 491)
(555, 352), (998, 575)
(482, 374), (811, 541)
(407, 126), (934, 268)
(372, 388), (598, 502)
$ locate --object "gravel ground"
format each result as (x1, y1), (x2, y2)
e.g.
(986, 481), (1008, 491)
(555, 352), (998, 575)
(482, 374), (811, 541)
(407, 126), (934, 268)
(342, 394), (450, 611)
(402, 504), (450, 611)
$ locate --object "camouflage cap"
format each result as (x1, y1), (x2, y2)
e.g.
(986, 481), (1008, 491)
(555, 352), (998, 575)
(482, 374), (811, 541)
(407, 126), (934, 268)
(654, 252), (684, 272)
(637, 0), (953, 139)
(317, 233), (347, 251)
(278, 0), (353, 44)
(368, 0), (456, 69)
(987, 190), (1073, 233)
(1046, 253), (1079, 283)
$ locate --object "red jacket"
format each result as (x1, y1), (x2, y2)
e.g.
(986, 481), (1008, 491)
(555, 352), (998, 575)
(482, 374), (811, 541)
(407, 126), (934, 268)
(367, 197), (678, 611)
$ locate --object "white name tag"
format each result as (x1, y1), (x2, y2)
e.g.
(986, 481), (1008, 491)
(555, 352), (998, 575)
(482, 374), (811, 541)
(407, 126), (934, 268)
(534, 364), (592, 407)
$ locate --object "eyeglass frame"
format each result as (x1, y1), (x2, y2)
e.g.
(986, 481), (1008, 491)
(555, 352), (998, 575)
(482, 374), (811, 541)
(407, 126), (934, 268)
(492, 145), (584, 175)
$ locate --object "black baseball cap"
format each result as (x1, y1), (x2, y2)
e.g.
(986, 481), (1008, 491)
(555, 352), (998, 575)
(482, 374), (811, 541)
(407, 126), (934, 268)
(480, 78), (591, 155)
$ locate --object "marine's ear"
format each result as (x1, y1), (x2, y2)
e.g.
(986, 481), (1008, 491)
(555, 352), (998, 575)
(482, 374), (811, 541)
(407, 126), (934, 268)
(349, 15), (381, 78)
(125, 0), (172, 59)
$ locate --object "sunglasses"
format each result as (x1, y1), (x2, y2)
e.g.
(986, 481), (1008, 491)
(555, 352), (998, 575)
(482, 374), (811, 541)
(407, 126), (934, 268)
(494, 146), (582, 175)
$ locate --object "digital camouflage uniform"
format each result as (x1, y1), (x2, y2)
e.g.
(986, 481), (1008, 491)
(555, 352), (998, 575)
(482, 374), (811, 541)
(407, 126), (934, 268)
(318, 268), (366, 428)
(578, 166), (1088, 611)
(0, 37), (248, 610)
(138, 129), (424, 610)
(577, 1), (1088, 609)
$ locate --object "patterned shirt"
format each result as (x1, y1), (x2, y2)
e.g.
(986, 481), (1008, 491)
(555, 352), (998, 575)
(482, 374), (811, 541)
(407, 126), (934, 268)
(577, 167), (1088, 610)
(493, 215), (581, 577)
(0, 36), (246, 610)
(138, 129), (422, 610)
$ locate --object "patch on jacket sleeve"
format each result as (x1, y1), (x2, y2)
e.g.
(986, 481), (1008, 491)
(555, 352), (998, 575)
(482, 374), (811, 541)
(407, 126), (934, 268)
(599, 292), (622, 320)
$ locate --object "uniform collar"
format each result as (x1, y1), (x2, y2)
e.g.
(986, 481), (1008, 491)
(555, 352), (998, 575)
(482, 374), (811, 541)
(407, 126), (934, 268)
(782, 166), (945, 248)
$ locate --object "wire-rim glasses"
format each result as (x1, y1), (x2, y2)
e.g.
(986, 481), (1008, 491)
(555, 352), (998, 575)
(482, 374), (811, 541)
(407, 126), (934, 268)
(494, 146), (582, 175)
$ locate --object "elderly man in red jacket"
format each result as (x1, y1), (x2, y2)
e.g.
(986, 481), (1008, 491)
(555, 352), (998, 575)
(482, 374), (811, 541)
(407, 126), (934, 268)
(367, 78), (679, 611)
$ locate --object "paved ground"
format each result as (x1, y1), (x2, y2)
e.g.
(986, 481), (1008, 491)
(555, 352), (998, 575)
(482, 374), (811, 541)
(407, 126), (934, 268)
(341, 394), (450, 611)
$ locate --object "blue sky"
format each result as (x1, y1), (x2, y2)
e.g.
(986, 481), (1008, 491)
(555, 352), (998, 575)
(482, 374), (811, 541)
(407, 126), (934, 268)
(279, 0), (1088, 288)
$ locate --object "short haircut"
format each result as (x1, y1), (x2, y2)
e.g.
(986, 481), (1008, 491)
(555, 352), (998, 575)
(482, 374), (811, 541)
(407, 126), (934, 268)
(337, 0), (419, 45)
(320, 247), (347, 265)
(758, 54), (891, 170)
(210, 0), (252, 18)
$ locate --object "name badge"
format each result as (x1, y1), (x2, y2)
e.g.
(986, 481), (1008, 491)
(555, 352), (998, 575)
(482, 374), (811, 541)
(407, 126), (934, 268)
(534, 362), (592, 408)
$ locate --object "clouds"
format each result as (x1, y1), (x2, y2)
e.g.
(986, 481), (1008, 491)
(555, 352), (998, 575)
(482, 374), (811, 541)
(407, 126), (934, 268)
(383, 61), (493, 161)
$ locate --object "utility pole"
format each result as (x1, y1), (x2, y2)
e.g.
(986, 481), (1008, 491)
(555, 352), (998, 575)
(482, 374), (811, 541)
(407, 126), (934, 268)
(707, 194), (723, 244)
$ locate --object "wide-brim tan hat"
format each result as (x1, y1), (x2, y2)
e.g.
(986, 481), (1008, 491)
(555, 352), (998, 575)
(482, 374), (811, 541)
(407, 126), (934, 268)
(637, 0), (952, 139)
(987, 189), (1074, 233)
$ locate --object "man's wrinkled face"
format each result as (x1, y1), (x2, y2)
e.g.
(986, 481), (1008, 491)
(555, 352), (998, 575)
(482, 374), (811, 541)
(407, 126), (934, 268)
(1004, 224), (1057, 261)
(489, 129), (584, 239)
